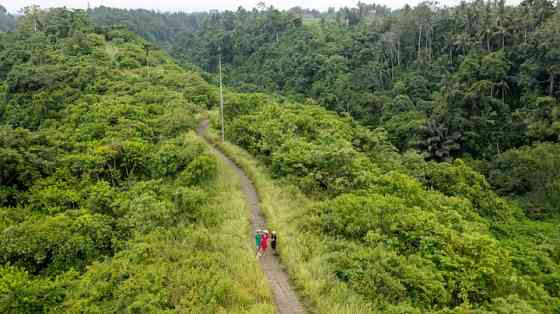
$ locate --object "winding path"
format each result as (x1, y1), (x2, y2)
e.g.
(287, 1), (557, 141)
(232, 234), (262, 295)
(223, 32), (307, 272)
(197, 120), (305, 314)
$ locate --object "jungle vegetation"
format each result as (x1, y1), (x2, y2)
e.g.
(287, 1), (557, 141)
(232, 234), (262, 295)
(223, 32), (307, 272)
(1, 1), (559, 313)
(86, 1), (560, 214)
(0, 8), (274, 313)
(215, 93), (560, 313)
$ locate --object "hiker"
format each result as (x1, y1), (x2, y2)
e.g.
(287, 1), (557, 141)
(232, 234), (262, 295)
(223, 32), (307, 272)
(271, 231), (277, 254)
(259, 230), (269, 257)
(255, 229), (262, 256)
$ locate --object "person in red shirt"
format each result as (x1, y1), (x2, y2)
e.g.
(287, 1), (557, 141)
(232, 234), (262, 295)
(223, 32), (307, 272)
(259, 230), (269, 257)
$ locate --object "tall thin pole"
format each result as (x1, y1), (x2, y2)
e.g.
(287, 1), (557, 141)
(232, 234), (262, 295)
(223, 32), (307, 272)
(219, 54), (224, 142)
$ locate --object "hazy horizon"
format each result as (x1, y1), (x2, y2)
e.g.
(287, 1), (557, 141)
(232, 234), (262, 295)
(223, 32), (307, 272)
(4, 0), (522, 14)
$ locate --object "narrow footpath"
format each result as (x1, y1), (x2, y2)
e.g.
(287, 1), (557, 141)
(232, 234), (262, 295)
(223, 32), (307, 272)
(197, 120), (305, 314)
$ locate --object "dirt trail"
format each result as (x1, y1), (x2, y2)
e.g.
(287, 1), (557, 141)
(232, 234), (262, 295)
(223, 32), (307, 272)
(197, 120), (305, 314)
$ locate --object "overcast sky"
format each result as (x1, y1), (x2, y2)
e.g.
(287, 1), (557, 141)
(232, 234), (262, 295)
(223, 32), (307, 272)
(5, 0), (478, 14)
(6, 0), (522, 14)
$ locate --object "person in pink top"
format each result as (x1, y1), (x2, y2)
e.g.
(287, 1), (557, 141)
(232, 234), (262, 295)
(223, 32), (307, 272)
(259, 230), (269, 257)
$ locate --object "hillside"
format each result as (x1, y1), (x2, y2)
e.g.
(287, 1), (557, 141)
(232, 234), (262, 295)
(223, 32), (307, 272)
(1, 3), (559, 314)
(88, 1), (560, 214)
(210, 94), (560, 313)
(0, 8), (274, 313)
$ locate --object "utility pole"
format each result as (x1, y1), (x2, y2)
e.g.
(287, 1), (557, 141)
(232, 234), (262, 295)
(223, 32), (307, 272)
(219, 53), (225, 142)
(143, 43), (151, 79)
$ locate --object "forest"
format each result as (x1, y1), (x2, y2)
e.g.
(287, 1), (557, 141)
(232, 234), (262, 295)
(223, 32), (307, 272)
(85, 1), (560, 214)
(0, 1), (559, 313)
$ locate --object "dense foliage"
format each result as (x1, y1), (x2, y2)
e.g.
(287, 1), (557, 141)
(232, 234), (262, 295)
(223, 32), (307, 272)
(88, 0), (560, 215)
(488, 142), (560, 215)
(3, 3), (560, 312)
(89, 1), (559, 154)
(219, 96), (560, 312)
(0, 8), (274, 313)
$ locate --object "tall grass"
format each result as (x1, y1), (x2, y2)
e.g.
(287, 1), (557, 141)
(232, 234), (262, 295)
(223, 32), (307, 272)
(204, 126), (378, 314)
(203, 149), (275, 313)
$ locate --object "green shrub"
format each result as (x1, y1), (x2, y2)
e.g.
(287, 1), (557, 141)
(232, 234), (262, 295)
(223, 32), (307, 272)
(0, 265), (73, 314)
(332, 245), (449, 308)
(148, 134), (206, 178)
(416, 159), (521, 221)
(154, 104), (198, 137)
(270, 135), (378, 195)
(0, 211), (114, 274)
(81, 180), (117, 215)
(27, 176), (81, 214)
(489, 142), (560, 214)
(181, 154), (218, 186)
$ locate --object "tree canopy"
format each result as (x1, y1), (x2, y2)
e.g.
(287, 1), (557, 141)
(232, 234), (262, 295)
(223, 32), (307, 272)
(88, 0), (560, 212)
(89, 2), (557, 146)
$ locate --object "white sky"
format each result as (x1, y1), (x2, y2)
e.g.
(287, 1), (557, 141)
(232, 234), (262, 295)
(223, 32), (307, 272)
(5, 0), (521, 14)
(3, 0), (471, 14)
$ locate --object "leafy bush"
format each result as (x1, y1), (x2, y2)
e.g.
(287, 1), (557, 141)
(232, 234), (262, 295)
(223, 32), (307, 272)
(0, 127), (54, 194)
(0, 211), (114, 274)
(0, 265), (72, 314)
(180, 154), (218, 186)
(81, 180), (117, 215)
(148, 133), (206, 178)
(6, 64), (65, 93)
(414, 159), (521, 221)
(271, 138), (375, 195)
(489, 142), (560, 214)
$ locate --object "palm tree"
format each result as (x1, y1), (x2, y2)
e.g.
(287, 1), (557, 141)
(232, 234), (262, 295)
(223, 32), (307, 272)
(419, 119), (461, 161)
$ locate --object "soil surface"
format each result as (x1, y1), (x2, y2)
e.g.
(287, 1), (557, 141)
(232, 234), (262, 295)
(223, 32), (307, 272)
(197, 120), (305, 314)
